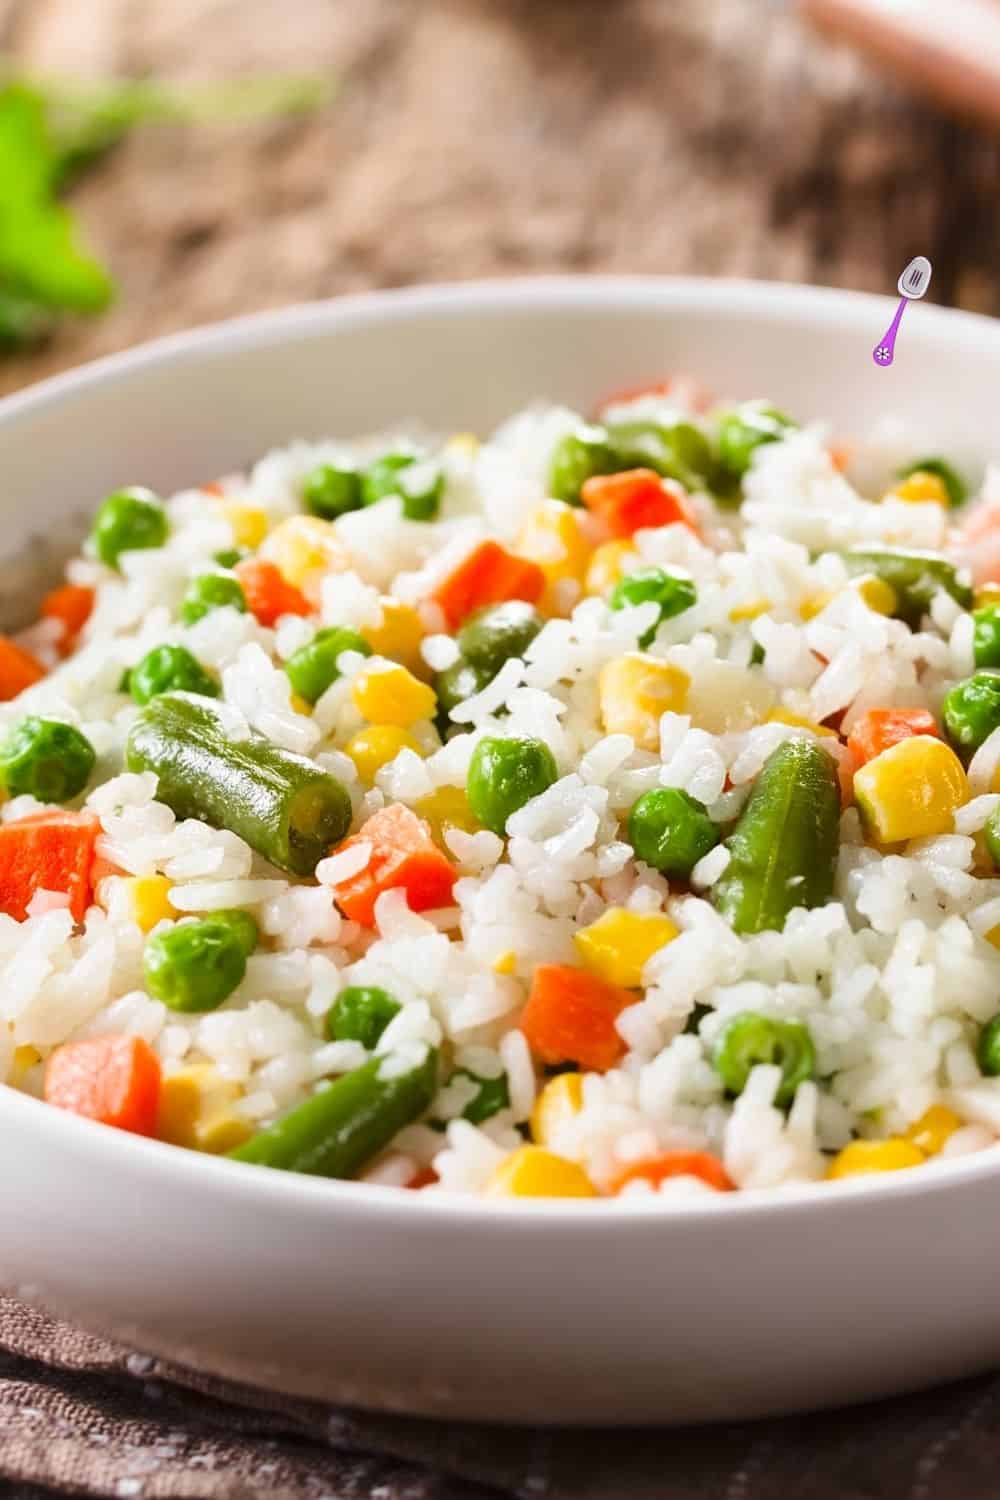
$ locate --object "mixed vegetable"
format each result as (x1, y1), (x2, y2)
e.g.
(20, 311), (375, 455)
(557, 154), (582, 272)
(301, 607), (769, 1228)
(3, 376), (997, 1202)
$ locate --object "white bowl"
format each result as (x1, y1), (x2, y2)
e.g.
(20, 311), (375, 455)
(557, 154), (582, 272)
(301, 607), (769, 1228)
(2, 278), (1000, 1426)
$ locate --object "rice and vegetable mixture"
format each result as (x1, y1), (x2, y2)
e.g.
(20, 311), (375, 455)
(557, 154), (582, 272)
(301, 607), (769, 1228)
(5, 375), (1000, 1200)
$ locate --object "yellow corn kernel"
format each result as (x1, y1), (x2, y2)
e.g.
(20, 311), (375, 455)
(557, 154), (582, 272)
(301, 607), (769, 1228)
(574, 907), (678, 989)
(124, 875), (175, 933)
(416, 784), (479, 846)
(904, 1104), (961, 1156)
(853, 574), (898, 616)
(885, 472), (950, 507)
(352, 662), (437, 726)
(827, 1138), (925, 1180)
(492, 949), (517, 976)
(485, 1145), (596, 1199)
(157, 1064), (252, 1154)
(221, 500), (269, 550)
(361, 599), (427, 676)
(530, 1073), (584, 1147)
(585, 540), (638, 597)
(975, 583), (1000, 611)
(517, 500), (592, 614)
(10, 1044), (41, 1088)
(984, 924), (1000, 951)
(728, 598), (771, 623)
(766, 708), (837, 739)
(598, 653), (689, 750)
(345, 724), (423, 782)
(260, 515), (350, 595)
(854, 735), (968, 843)
(445, 432), (480, 457)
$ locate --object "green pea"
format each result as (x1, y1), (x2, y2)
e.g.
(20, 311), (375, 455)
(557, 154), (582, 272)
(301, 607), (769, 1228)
(713, 1012), (815, 1107)
(302, 463), (363, 520)
(455, 1068), (510, 1125)
(942, 671), (1000, 758)
(143, 917), (248, 1013)
(716, 403), (796, 478)
(130, 644), (220, 706)
(609, 566), (697, 646)
(362, 453), (443, 520)
(213, 547), (246, 570)
(897, 457), (968, 509)
(973, 606), (1000, 670)
(0, 716), (96, 803)
(628, 787), (719, 879)
(978, 1016), (1000, 1076)
(457, 601), (543, 677)
(435, 659), (491, 723)
(750, 641), (766, 666)
(90, 486), (168, 570)
(607, 418), (714, 491)
(209, 908), (259, 957)
(325, 985), (401, 1050)
(285, 627), (371, 705)
(548, 425), (618, 505)
(985, 806), (1000, 870)
(180, 570), (247, 626)
(466, 735), (558, 835)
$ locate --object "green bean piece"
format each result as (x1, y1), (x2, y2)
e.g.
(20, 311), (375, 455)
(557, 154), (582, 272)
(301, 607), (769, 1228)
(301, 463), (363, 520)
(456, 1068), (510, 1124)
(180, 570), (247, 626)
(130, 644), (220, 706)
(0, 716), (96, 803)
(896, 457), (968, 509)
(229, 1047), (439, 1178)
(711, 740), (840, 935)
(90, 486), (168, 570)
(325, 985), (401, 1050)
(716, 403), (796, 479)
(713, 1012), (815, 1106)
(606, 418), (715, 491)
(143, 917), (248, 1014)
(628, 787), (719, 879)
(842, 546), (973, 627)
(973, 606), (1000, 670)
(457, 601), (543, 677)
(609, 566), (697, 646)
(466, 735), (558, 835)
(285, 627), (371, 705)
(978, 1017), (1000, 1077)
(942, 671), (1000, 758)
(548, 426), (618, 505)
(125, 692), (352, 876)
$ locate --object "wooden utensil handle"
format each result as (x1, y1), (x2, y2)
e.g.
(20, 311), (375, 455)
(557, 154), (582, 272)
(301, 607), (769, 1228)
(801, 0), (1000, 130)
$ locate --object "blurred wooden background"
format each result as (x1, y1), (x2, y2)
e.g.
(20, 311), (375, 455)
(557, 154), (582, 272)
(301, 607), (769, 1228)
(2, 0), (999, 398)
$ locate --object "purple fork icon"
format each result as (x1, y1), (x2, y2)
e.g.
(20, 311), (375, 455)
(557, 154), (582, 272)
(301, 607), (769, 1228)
(873, 256), (933, 368)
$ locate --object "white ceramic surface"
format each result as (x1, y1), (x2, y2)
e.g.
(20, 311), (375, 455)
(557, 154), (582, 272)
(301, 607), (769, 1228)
(2, 279), (1000, 1426)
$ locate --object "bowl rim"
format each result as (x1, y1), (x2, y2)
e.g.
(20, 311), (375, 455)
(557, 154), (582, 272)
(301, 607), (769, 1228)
(3, 272), (1000, 1227)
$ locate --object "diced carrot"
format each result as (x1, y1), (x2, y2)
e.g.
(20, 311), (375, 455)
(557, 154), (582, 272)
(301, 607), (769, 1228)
(847, 708), (940, 768)
(520, 964), (634, 1073)
(430, 541), (545, 629)
(0, 635), (45, 701)
(201, 480), (225, 497)
(328, 803), (457, 928)
(610, 1150), (734, 1194)
(594, 375), (709, 415)
(828, 443), (853, 474)
(580, 468), (697, 540)
(407, 1166), (439, 1190)
(44, 1034), (162, 1136)
(41, 584), (94, 655)
(837, 745), (858, 808)
(0, 811), (99, 923)
(235, 558), (311, 627)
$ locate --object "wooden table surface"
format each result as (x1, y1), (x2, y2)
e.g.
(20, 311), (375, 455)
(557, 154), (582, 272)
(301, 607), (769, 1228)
(2, 0), (999, 398)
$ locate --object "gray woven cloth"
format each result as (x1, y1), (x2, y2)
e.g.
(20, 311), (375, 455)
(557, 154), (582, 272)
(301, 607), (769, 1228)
(3, 1297), (1000, 1499)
